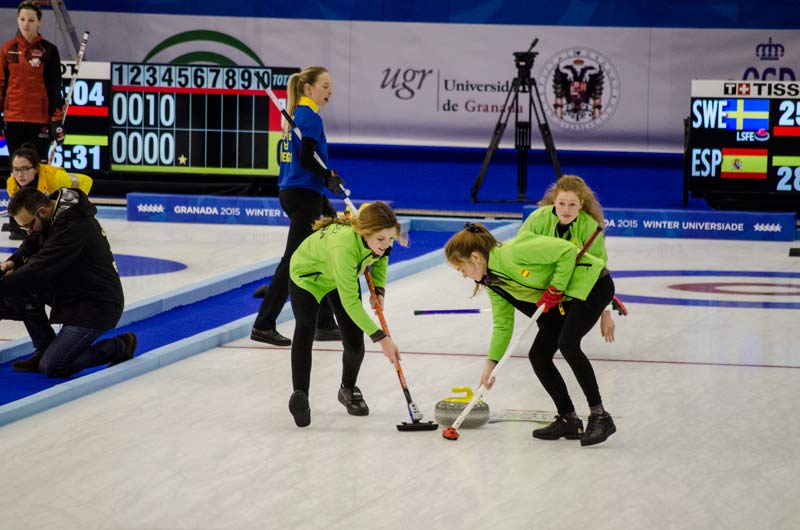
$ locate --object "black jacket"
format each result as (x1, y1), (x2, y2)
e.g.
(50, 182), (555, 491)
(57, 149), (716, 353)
(0, 188), (124, 330)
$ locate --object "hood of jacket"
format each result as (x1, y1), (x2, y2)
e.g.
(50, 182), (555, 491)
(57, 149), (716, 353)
(51, 187), (96, 223)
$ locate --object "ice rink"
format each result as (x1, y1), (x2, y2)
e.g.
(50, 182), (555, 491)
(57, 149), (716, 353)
(0, 219), (798, 530)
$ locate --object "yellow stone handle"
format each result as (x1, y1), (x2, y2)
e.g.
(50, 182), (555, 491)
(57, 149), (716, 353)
(443, 386), (475, 403)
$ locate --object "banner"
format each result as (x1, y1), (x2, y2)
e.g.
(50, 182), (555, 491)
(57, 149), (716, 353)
(126, 193), (387, 225)
(1, 10), (797, 153)
(522, 205), (796, 241)
(39, 2), (800, 29)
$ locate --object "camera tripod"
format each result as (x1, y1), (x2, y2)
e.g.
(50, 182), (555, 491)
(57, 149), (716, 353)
(470, 38), (562, 202)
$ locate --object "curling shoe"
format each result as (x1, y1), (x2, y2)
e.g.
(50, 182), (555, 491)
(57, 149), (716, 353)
(110, 332), (137, 366)
(581, 412), (616, 446)
(532, 414), (584, 440)
(338, 385), (369, 416)
(250, 327), (291, 346)
(289, 390), (311, 427)
(12, 350), (44, 372)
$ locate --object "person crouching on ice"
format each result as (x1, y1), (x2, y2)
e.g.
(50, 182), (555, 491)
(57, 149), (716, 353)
(444, 222), (616, 446)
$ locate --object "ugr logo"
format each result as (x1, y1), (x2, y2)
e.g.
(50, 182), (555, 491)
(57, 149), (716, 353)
(380, 68), (434, 100)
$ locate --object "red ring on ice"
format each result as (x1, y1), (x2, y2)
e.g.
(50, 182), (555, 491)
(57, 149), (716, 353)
(668, 282), (800, 296)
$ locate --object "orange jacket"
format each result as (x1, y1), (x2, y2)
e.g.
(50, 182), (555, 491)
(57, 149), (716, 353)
(0, 33), (64, 124)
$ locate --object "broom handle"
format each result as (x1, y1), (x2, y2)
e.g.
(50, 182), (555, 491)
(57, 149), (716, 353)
(365, 268), (422, 421)
(449, 305), (544, 430)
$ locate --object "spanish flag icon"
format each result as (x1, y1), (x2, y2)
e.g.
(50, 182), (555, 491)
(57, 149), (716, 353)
(720, 148), (768, 179)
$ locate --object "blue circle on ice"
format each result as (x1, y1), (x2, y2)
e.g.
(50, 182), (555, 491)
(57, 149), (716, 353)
(0, 247), (187, 277)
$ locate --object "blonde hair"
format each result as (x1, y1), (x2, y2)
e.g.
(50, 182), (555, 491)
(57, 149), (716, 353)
(539, 175), (604, 226)
(313, 201), (407, 245)
(444, 222), (499, 265)
(284, 66), (328, 137)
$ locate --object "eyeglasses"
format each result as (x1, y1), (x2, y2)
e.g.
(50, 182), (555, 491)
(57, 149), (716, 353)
(18, 218), (36, 232)
(11, 166), (34, 174)
(17, 207), (43, 232)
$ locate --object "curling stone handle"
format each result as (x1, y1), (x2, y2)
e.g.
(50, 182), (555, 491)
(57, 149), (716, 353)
(450, 383), (488, 430)
(450, 386), (475, 401)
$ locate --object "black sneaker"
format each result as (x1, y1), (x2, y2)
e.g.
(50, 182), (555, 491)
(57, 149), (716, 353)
(251, 328), (291, 346)
(581, 412), (616, 446)
(314, 327), (342, 341)
(337, 385), (369, 416)
(532, 415), (584, 440)
(289, 390), (311, 427)
(110, 332), (137, 366)
(12, 350), (43, 372)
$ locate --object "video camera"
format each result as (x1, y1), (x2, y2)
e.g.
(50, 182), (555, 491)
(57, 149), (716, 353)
(513, 38), (539, 81)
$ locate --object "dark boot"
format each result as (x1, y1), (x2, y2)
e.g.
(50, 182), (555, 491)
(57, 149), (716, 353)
(581, 412), (616, 446)
(250, 328), (291, 346)
(12, 350), (43, 372)
(337, 385), (369, 416)
(288, 390), (311, 427)
(532, 414), (584, 440)
(110, 332), (137, 366)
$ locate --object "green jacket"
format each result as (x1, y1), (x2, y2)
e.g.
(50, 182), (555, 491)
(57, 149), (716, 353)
(484, 232), (604, 361)
(519, 206), (607, 266)
(290, 222), (388, 340)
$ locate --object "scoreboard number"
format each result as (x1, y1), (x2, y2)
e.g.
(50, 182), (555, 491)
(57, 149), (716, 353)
(778, 100), (800, 126)
(70, 80), (105, 106)
(111, 63), (277, 91)
(776, 167), (800, 191)
(111, 92), (175, 126)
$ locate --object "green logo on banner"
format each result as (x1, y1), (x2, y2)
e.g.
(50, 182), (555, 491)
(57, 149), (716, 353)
(142, 30), (264, 65)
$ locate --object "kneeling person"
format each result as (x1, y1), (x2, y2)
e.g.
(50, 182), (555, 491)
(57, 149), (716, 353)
(0, 187), (136, 377)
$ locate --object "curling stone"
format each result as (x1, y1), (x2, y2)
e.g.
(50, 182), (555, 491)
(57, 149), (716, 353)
(434, 387), (490, 429)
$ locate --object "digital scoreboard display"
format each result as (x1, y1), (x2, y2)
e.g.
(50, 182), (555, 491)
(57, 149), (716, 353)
(48, 61), (109, 172)
(686, 80), (800, 209)
(1, 61), (297, 178)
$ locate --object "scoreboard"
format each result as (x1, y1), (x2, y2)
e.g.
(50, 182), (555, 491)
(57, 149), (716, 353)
(48, 61), (109, 172)
(686, 80), (800, 209)
(1, 61), (298, 177)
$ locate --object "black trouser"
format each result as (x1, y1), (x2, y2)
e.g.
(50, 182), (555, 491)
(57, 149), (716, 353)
(289, 280), (365, 394)
(0, 291), (56, 352)
(253, 187), (336, 330)
(4, 122), (51, 162)
(528, 273), (615, 415)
